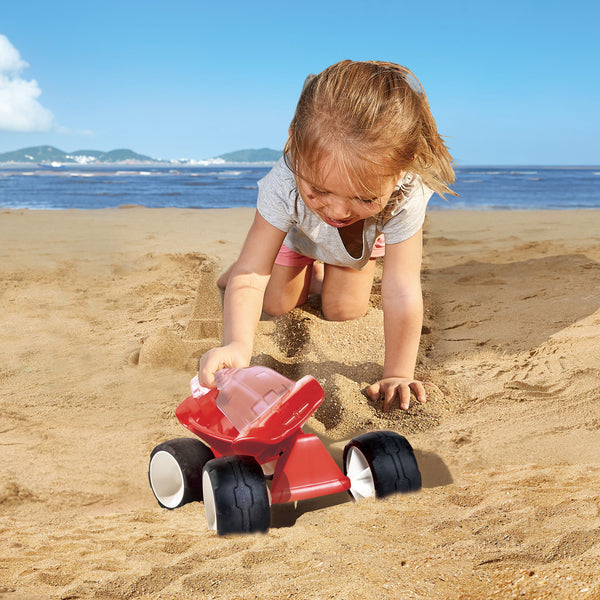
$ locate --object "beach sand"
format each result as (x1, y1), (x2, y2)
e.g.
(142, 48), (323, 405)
(1, 207), (599, 599)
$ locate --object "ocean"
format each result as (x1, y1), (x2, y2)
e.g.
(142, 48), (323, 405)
(0, 164), (598, 210)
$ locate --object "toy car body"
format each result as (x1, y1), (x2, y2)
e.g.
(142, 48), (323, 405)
(149, 366), (421, 535)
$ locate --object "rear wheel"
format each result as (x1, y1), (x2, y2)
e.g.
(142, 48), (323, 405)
(343, 431), (421, 500)
(149, 438), (214, 509)
(202, 455), (270, 535)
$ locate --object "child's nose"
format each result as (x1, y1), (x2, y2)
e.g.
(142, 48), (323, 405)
(327, 196), (351, 219)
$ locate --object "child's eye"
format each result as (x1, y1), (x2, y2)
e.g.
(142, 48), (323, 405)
(311, 186), (328, 196)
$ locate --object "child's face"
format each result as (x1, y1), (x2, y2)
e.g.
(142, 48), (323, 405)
(298, 161), (399, 228)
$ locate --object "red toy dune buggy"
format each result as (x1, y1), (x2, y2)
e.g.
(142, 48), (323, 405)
(148, 366), (421, 535)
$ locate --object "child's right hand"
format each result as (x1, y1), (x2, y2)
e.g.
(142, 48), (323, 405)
(197, 342), (251, 388)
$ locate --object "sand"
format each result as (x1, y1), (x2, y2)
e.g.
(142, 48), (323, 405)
(1, 206), (599, 599)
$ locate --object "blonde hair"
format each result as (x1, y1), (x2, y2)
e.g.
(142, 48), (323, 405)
(284, 60), (456, 199)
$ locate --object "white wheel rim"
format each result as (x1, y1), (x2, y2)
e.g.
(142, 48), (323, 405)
(202, 470), (217, 530)
(346, 446), (376, 500)
(149, 451), (185, 509)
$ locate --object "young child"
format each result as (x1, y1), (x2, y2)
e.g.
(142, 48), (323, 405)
(198, 60), (455, 411)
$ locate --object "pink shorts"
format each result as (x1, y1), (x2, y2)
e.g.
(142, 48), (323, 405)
(274, 234), (385, 267)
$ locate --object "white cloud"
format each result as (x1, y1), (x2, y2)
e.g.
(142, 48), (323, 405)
(0, 34), (56, 132)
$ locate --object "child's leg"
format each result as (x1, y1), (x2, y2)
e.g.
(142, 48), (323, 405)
(321, 260), (377, 321)
(219, 245), (315, 316)
(261, 244), (316, 316)
(216, 260), (311, 316)
(263, 263), (313, 316)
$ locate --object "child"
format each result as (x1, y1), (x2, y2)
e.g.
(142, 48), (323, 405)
(198, 60), (455, 411)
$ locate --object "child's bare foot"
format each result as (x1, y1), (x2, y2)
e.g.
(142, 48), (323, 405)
(216, 264), (234, 289)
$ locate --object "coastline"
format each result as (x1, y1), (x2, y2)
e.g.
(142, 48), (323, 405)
(1, 207), (599, 599)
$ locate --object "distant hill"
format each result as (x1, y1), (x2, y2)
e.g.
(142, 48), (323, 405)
(0, 145), (282, 164)
(216, 148), (282, 163)
(0, 146), (157, 164)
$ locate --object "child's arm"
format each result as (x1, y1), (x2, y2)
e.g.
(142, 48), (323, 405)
(198, 211), (286, 387)
(366, 228), (426, 411)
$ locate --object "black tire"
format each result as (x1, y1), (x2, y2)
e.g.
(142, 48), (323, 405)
(149, 437), (215, 509)
(202, 455), (270, 535)
(343, 431), (421, 500)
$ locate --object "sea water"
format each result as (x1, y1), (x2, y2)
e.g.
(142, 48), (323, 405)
(0, 164), (598, 210)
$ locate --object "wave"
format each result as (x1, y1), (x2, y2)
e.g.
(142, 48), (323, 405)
(217, 172), (244, 179)
(3, 165), (598, 210)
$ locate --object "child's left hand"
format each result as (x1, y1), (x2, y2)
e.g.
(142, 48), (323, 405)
(365, 377), (429, 412)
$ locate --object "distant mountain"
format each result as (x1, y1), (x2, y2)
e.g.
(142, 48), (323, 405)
(0, 145), (282, 164)
(216, 148), (282, 163)
(0, 146), (157, 164)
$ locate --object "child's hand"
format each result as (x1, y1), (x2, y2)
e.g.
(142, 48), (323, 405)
(365, 377), (430, 412)
(197, 342), (251, 388)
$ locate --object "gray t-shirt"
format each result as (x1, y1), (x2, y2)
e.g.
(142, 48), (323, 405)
(257, 157), (433, 270)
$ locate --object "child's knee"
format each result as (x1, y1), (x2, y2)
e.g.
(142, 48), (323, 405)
(262, 296), (289, 317)
(262, 292), (302, 317)
(321, 298), (368, 322)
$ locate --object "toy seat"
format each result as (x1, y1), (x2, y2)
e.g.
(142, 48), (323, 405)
(176, 369), (324, 463)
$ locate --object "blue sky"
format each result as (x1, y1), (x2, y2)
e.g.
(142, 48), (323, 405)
(1, 0), (598, 165)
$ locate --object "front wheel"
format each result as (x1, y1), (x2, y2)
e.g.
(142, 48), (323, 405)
(202, 456), (270, 535)
(343, 431), (421, 500)
(149, 437), (214, 509)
